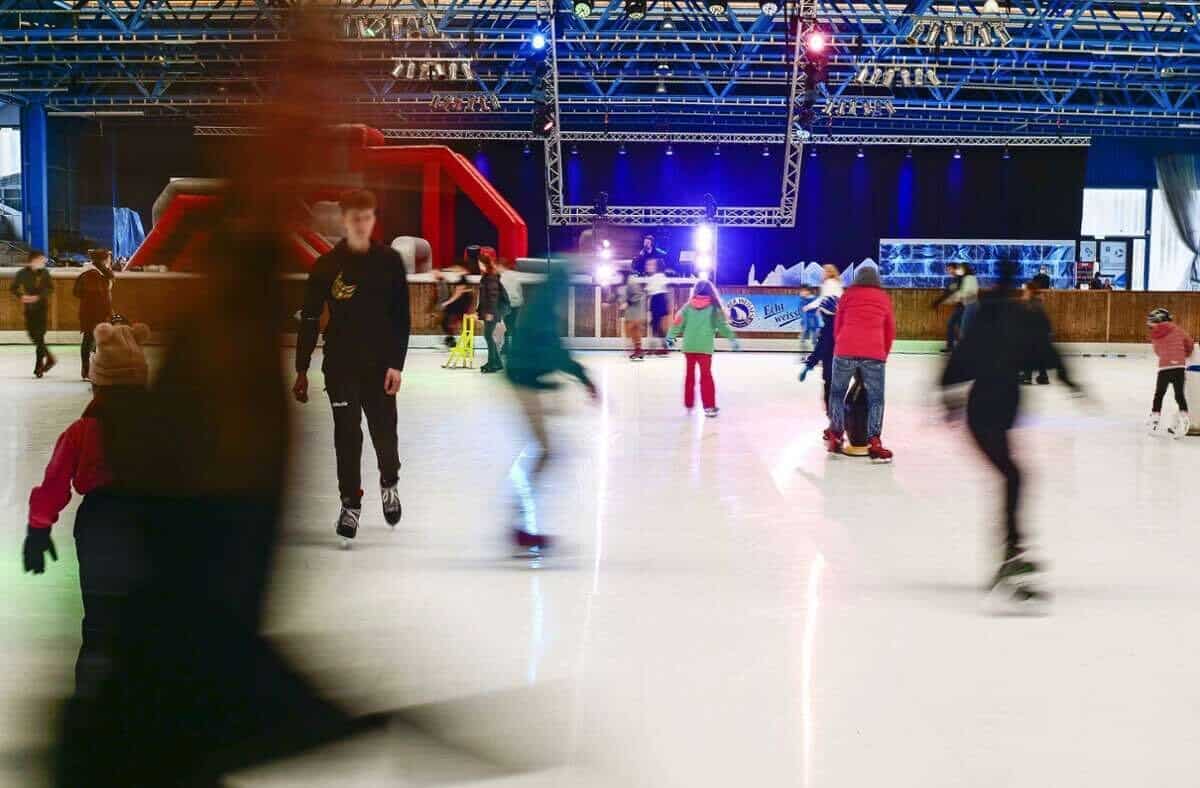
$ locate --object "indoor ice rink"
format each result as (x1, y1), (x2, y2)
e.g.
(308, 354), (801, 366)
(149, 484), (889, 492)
(3, 346), (1197, 788)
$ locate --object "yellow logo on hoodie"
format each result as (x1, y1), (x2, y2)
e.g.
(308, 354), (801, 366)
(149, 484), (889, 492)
(331, 271), (357, 301)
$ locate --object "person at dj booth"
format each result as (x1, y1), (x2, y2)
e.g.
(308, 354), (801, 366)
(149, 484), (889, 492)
(632, 234), (667, 275)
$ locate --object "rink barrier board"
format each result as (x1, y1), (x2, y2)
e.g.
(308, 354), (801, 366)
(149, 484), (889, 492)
(2, 270), (1199, 345)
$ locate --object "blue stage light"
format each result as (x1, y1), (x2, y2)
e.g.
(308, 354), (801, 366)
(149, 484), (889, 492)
(531, 32), (547, 50)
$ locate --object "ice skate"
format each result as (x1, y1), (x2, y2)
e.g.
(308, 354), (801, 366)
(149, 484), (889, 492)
(41, 353), (57, 376)
(381, 482), (402, 526)
(630, 350), (644, 362)
(985, 549), (1051, 616)
(704, 407), (720, 418)
(336, 501), (361, 549)
(867, 437), (894, 464)
(823, 428), (843, 454)
(1146, 412), (1162, 435)
(511, 528), (554, 565)
(1168, 412), (1190, 439)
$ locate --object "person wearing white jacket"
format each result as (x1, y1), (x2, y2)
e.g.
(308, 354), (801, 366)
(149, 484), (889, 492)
(803, 264), (845, 311)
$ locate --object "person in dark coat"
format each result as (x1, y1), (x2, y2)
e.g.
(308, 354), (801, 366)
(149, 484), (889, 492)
(476, 247), (508, 374)
(74, 248), (116, 379)
(798, 293), (839, 414)
(940, 261), (1082, 610)
(10, 250), (56, 377)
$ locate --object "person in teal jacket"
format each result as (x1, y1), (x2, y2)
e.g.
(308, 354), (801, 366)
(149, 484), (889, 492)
(505, 262), (597, 557)
(667, 279), (740, 417)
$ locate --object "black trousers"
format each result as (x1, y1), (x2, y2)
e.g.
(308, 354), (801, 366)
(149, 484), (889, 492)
(502, 306), (520, 356)
(25, 306), (50, 370)
(483, 317), (502, 369)
(73, 492), (146, 700)
(81, 330), (96, 378)
(945, 305), (963, 350)
(969, 423), (1023, 552)
(326, 365), (400, 503)
(1152, 368), (1188, 412)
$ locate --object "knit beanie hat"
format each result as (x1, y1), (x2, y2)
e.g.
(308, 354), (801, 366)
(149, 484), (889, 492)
(89, 321), (150, 387)
(853, 265), (882, 287)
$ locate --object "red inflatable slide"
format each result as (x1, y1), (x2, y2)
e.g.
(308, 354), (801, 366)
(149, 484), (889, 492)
(131, 126), (528, 271)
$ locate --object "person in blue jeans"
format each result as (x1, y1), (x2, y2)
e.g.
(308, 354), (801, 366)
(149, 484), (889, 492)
(823, 266), (896, 462)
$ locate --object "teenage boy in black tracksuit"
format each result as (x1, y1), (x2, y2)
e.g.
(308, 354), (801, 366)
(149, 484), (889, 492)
(9, 250), (57, 377)
(293, 190), (411, 545)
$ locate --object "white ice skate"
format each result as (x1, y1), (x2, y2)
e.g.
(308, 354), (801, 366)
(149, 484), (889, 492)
(1167, 412), (1191, 440)
(1146, 412), (1162, 436)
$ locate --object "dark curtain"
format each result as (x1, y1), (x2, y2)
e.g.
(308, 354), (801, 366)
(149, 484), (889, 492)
(1155, 154), (1200, 291)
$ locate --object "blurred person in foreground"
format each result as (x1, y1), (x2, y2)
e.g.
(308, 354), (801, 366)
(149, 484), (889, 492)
(294, 189), (411, 547)
(74, 248), (116, 380)
(505, 263), (597, 559)
(940, 260), (1083, 613)
(10, 249), (56, 377)
(50, 14), (387, 786)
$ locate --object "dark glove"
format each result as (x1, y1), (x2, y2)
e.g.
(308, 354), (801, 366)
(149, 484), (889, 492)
(23, 526), (57, 574)
(798, 366), (810, 382)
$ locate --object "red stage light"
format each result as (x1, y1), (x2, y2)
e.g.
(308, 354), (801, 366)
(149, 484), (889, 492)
(806, 31), (827, 54)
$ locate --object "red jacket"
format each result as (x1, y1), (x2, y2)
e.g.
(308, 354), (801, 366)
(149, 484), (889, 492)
(1150, 323), (1195, 370)
(833, 285), (896, 361)
(28, 404), (112, 529)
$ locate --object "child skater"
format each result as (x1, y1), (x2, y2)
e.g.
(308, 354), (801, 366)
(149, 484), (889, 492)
(9, 249), (57, 377)
(505, 263), (598, 558)
(798, 292), (840, 413)
(798, 286), (820, 350)
(617, 269), (648, 361)
(644, 257), (672, 356)
(24, 321), (152, 698)
(1146, 307), (1194, 438)
(666, 280), (740, 417)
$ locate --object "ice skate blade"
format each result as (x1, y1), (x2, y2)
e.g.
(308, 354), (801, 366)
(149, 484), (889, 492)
(339, 537), (354, 550)
(869, 456), (893, 464)
(983, 584), (1052, 617)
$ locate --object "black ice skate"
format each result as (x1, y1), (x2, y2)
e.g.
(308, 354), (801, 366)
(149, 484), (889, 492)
(986, 548), (1051, 615)
(511, 528), (554, 563)
(336, 500), (361, 549)
(381, 482), (402, 526)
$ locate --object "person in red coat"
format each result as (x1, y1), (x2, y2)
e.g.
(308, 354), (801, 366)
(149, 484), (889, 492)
(824, 265), (896, 462)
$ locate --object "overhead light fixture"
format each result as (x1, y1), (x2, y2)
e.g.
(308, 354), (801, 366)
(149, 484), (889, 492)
(573, 0), (593, 18)
(869, 67), (883, 85)
(662, 18), (674, 29)
(982, 0), (1003, 13)
(666, 143), (674, 156)
(523, 142), (532, 157)
(759, 0), (779, 16)
(656, 62), (672, 75)
(531, 31), (547, 51)
(1002, 146), (1012, 159)
(762, 145), (770, 157)
(905, 147), (913, 159)
(1178, 122), (1200, 129)
(713, 144), (721, 157)
(856, 146), (865, 159)
(656, 79), (667, 94)
(855, 64), (871, 84)
(808, 146), (817, 158)
(706, 0), (728, 15)
(391, 60), (405, 78)
(977, 23), (993, 46)
(943, 24), (957, 45)
(626, 0), (646, 20)
(953, 147), (963, 160)
(914, 67), (925, 86)
(926, 68), (941, 86)
(992, 22), (1013, 45)
(962, 22), (976, 46)
(924, 21), (942, 45)
(571, 143), (579, 156)
(906, 20), (927, 45)
(881, 68), (897, 88)
(806, 31), (827, 55)
(900, 68), (912, 87)
(619, 143), (628, 155)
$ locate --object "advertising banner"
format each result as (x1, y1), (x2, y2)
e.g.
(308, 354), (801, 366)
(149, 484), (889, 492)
(725, 292), (806, 332)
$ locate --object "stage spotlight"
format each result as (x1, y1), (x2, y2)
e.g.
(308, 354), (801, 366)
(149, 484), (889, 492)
(707, 0), (728, 15)
(982, 0), (1002, 13)
(600, 247), (613, 260)
(926, 68), (941, 86)
(953, 147), (962, 160)
(1003, 146), (1011, 160)
(856, 146), (865, 159)
(806, 31), (827, 55)
(942, 23), (957, 46)
(992, 22), (1013, 45)
(855, 64), (871, 84)
(759, 0), (779, 16)
(915, 67), (925, 86)
(900, 68), (912, 87)
(571, 143), (580, 156)
(619, 142), (628, 155)
(695, 253), (713, 273)
(762, 145), (770, 157)
(523, 142), (533, 157)
(697, 269), (711, 281)
(924, 21), (942, 45)
(869, 67), (883, 85)
(531, 31), (547, 50)
(603, 239), (611, 248)
(533, 106), (555, 136)
(962, 22), (976, 46)
(391, 60), (405, 78)
(666, 143), (674, 156)
(906, 20), (926, 44)
(656, 79), (667, 94)
(881, 68), (897, 87)
(626, 0), (646, 20)
(595, 263), (616, 284)
(808, 145), (817, 158)
(905, 147), (913, 159)
(662, 18), (674, 29)
(695, 225), (714, 252)
(573, 0), (593, 18)
(978, 23), (993, 46)
(713, 145), (721, 157)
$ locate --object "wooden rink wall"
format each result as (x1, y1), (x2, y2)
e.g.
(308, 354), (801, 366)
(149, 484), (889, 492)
(3, 271), (1199, 345)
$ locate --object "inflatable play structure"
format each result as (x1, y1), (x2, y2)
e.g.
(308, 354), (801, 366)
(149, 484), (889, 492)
(129, 125), (527, 272)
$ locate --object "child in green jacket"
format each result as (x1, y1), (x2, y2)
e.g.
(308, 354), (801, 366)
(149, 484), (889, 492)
(667, 280), (740, 417)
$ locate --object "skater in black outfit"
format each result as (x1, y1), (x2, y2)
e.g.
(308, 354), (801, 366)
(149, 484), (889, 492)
(476, 247), (509, 374)
(1019, 282), (1052, 385)
(940, 261), (1082, 610)
(294, 190), (411, 545)
(10, 250), (56, 377)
